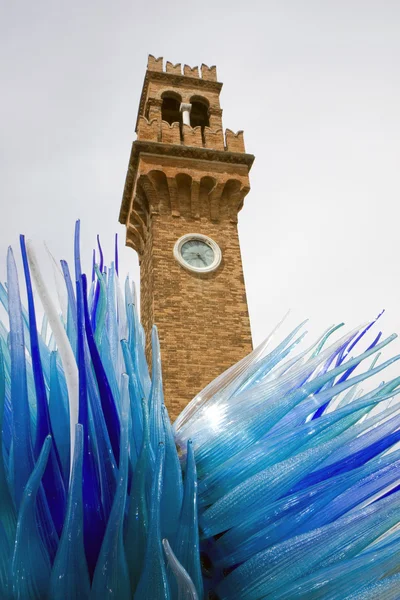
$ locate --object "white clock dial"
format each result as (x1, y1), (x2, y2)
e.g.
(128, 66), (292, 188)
(181, 240), (215, 268)
(173, 234), (222, 273)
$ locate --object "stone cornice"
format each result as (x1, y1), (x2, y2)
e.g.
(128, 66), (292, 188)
(135, 70), (223, 132)
(119, 140), (255, 224)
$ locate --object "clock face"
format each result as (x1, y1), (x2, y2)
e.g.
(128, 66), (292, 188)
(173, 234), (222, 273)
(180, 239), (215, 269)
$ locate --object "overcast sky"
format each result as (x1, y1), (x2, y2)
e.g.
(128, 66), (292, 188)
(1, 1), (400, 358)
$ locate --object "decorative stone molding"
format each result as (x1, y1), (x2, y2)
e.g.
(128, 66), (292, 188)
(120, 140), (254, 224)
(126, 224), (144, 255)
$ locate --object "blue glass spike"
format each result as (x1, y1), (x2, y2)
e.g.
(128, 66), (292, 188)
(0, 343), (16, 542)
(172, 440), (203, 600)
(6, 246), (34, 508)
(346, 573), (400, 600)
(347, 310), (384, 354)
(91, 249), (95, 283)
(90, 375), (131, 600)
(49, 424), (90, 600)
(11, 436), (52, 600)
(90, 235), (104, 330)
(105, 263), (120, 393)
(337, 332), (382, 386)
(20, 235), (50, 451)
(149, 326), (165, 452)
(82, 274), (120, 463)
(20, 235), (66, 536)
(125, 397), (153, 594)
(124, 278), (147, 403)
(161, 405), (183, 541)
(76, 278), (105, 576)
(216, 491), (400, 600)
(97, 234), (104, 274)
(134, 442), (170, 600)
(294, 424), (400, 493)
(0, 522), (12, 599)
(274, 526), (400, 599)
(115, 233), (119, 276)
(49, 351), (70, 486)
(93, 265), (107, 345)
(76, 277), (88, 429)
(60, 259), (77, 343)
(121, 339), (143, 461)
(85, 354), (117, 521)
(74, 220), (82, 282)
(82, 432), (106, 578)
(312, 326), (381, 420)
(0, 345), (16, 599)
(162, 539), (199, 600)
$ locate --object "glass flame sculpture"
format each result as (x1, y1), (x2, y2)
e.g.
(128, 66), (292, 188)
(1, 220), (400, 599)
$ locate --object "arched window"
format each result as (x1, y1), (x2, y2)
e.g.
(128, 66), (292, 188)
(190, 97), (210, 130)
(190, 96), (210, 143)
(161, 92), (182, 125)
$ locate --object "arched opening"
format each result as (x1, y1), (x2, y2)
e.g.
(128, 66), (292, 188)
(161, 92), (182, 125)
(190, 97), (210, 143)
(199, 176), (216, 220)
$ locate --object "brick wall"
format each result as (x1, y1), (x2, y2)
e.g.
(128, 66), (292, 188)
(141, 211), (253, 420)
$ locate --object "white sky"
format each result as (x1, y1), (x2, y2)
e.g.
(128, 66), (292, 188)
(1, 0), (400, 361)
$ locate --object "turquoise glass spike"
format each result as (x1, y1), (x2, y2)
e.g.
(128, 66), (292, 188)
(90, 375), (131, 600)
(172, 440), (203, 600)
(134, 443), (170, 600)
(49, 424), (90, 600)
(11, 437), (52, 600)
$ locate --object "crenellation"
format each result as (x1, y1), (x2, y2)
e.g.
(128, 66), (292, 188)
(161, 120), (181, 145)
(184, 64), (199, 77)
(203, 127), (225, 151)
(225, 129), (246, 153)
(201, 64), (217, 81)
(147, 55), (163, 72)
(166, 61), (182, 75)
(137, 116), (159, 142)
(182, 124), (203, 148)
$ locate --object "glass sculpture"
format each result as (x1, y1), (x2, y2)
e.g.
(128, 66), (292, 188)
(0, 221), (400, 599)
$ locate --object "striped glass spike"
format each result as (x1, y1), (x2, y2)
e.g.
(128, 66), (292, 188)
(0, 221), (400, 599)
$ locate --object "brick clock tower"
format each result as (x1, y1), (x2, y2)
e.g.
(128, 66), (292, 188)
(119, 55), (254, 419)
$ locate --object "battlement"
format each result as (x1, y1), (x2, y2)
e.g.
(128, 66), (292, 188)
(225, 129), (245, 153)
(147, 55), (218, 82)
(136, 115), (245, 153)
